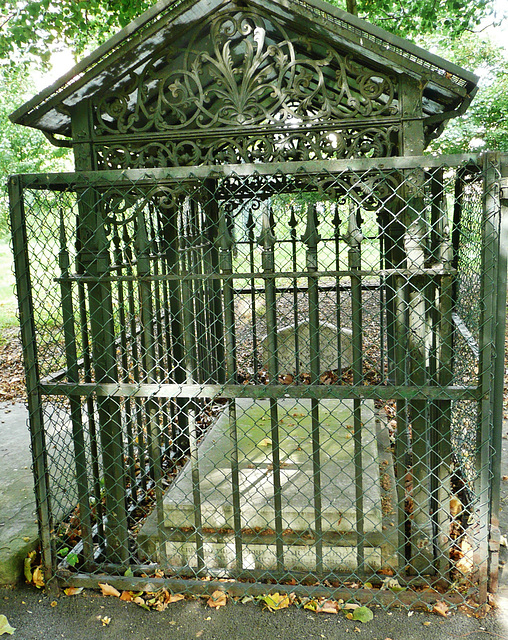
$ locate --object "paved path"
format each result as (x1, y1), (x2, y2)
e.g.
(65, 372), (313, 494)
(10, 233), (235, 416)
(0, 402), (38, 585)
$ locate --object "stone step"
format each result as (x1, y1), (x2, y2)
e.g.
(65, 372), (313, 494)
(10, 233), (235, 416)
(139, 398), (393, 572)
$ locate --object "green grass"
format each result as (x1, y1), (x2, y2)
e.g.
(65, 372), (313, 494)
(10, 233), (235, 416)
(0, 240), (18, 331)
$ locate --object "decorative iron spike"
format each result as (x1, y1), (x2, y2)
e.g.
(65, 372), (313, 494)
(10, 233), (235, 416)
(58, 208), (70, 273)
(216, 206), (235, 252)
(344, 203), (363, 248)
(332, 202), (341, 235)
(288, 205), (297, 230)
(246, 208), (254, 232)
(257, 205), (276, 250)
(123, 225), (133, 265)
(301, 203), (320, 248)
(135, 207), (150, 256)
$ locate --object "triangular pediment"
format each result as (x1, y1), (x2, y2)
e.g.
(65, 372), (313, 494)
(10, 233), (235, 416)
(11, 0), (477, 145)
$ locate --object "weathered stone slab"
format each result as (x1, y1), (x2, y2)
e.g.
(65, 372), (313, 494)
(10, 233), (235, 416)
(262, 322), (353, 374)
(139, 398), (384, 571)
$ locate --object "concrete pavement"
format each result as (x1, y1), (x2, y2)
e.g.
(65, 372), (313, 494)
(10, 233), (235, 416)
(3, 401), (508, 638)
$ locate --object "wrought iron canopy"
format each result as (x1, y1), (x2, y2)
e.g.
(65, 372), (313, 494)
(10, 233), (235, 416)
(10, 0), (479, 163)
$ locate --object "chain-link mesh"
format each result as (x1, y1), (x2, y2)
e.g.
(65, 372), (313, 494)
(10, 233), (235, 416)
(8, 154), (504, 608)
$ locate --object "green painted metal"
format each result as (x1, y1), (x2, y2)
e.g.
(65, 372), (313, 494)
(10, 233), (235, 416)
(303, 203), (324, 574)
(57, 210), (93, 566)
(8, 175), (55, 584)
(9, 154), (507, 606)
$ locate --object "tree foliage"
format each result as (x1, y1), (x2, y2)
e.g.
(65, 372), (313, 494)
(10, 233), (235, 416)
(426, 32), (508, 154)
(0, 65), (69, 235)
(0, 0), (493, 63)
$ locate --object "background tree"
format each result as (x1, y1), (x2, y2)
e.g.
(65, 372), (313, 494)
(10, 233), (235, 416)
(0, 64), (69, 236)
(0, 0), (494, 62)
(425, 32), (508, 154)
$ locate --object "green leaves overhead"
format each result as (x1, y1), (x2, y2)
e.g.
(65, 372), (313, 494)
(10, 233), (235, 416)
(0, 0), (153, 64)
(0, 0), (493, 65)
(348, 0), (492, 39)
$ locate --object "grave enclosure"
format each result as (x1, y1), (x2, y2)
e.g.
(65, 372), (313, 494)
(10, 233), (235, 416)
(8, 0), (508, 607)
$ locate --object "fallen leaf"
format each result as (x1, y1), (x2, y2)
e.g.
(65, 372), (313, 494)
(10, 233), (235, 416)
(423, 621), (431, 626)
(259, 592), (291, 612)
(316, 600), (339, 614)
(133, 596), (150, 610)
(24, 556), (33, 583)
(50, 601), (58, 608)
(350, 606), (373, 623)
(101, 616), (111, 626)
(196, 632), (203, 638)
(167, 593), (185, 603)
(207, 590), (227, 609)
(64, 587), (83, 596)
(0, 615), (15, 636)
(344, 603), (360, 610)
(432, 601), (449, 618)
(258, 438), (272, 448)
(120, 591), (133, 602)
(99, 583), (121, 597)
(32, 566), (44, 588)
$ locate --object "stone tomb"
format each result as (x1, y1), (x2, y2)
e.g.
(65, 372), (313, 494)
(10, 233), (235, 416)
(139, 399), (387, 570)
(262, 322), (354, 374)
(139, 398), (394, 572)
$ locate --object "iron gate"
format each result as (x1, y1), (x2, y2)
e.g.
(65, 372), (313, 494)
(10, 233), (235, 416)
(8, 152), (508, 607)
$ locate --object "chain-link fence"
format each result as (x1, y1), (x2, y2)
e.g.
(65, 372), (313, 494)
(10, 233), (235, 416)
(8, 153), (506, 608)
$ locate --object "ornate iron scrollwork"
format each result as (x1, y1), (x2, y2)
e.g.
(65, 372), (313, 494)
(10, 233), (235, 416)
(96, 125), (398, 169)
(93, 8), (397, 145)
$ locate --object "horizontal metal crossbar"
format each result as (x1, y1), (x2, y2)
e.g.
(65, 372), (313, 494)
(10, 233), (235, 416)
(13, 153), (483, 189)
(40, 382), (480, 401)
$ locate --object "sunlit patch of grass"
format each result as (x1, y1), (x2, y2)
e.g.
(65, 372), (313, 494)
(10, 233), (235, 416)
(0, 240), (19, 336)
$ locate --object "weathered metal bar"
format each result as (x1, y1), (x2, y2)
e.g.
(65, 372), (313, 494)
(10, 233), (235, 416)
(8, 175), (55, 583)
(289, 206), (301, 378)
(393, 273), (409, 570)
(136, 207), (167, 562)
(490, 169), (508, 592)
(189, 199), (209, 383)
(346, 203), (365, 571)
(17, 153), (481, 190)
(202, 182), (225, 384)
(428, 170), (453, 576)
(112, 226), (137, 505)
(40, 382), (479, 400)
(478, 153), (501, 602)
(58, 210), (93, 565)
(56, 266), (458, 283)
(218, 204), (243, 570)
(246, 210), (260, 382)
(75, 235), (105, 545)
(333, 204), (344, 373)
(259, 206), (284, 571)
(57, 572), (464, 607)
(149, 209), (171, 457)
(123, 229), (148, 493)
(188, 407), (205, 572)
(303, 203), (323, 573)
(71, 100), (129, 564)
(161, 202), (189, 457)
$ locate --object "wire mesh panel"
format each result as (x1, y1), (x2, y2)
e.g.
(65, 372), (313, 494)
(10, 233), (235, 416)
(8, 154), (506, 607)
